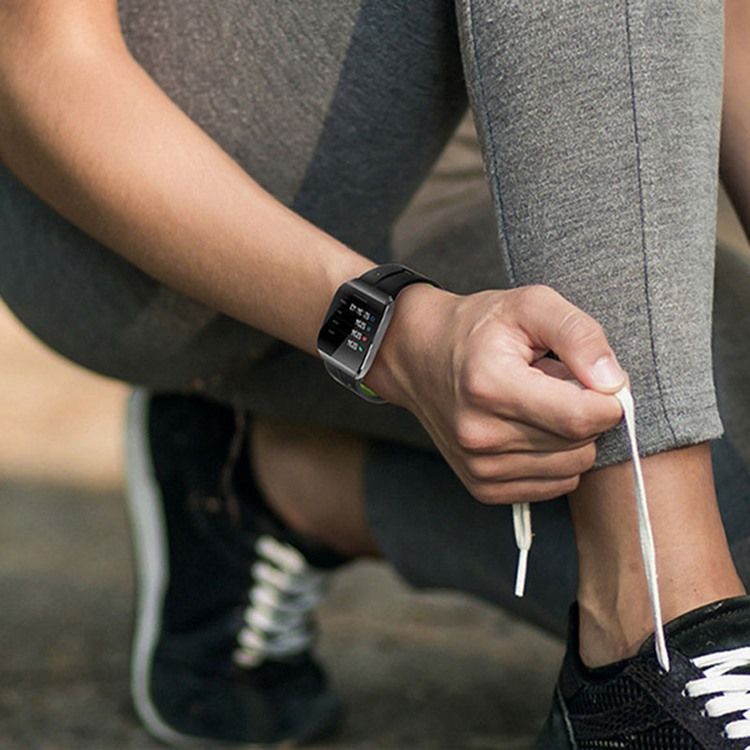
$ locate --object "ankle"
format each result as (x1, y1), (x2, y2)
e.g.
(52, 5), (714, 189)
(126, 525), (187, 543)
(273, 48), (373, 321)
(578, 579), (653, 667)
(576, 573), (747, 668)
(570, 444), (747, 667)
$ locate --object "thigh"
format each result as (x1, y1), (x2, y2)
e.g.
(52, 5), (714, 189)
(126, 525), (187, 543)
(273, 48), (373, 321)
(364, 439), (577, 637)
(0, 0), (467, 396)
(119, 0), (468, 255)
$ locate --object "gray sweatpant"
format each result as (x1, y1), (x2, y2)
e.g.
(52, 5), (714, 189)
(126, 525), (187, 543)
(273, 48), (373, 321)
(1, 0), (742, 635)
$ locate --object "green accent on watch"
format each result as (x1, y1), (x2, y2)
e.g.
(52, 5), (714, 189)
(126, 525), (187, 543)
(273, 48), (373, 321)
(358, 382), (379, 398)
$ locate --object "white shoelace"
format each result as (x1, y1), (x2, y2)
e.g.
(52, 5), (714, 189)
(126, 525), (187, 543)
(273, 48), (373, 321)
(686, 647), (750, 746)
(233, 535), (327, 668)
(512, 385), (670, 672)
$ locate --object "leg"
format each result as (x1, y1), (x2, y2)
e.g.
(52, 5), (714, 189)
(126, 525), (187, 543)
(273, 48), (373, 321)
(1, 0), (467, 437)
(456, 0), (723, 458)
(249, 114), (577, 635)
(250, 416), (380, 559)
(449, 2), (750, 745)
(247, 102), (750, 673)
(572, 444), (744, 666)
(454, 0), (736, 659)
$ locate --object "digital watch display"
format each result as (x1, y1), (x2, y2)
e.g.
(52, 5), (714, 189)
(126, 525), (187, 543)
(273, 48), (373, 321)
(317, 289), (388, 372)
(316, 264), (441, 403)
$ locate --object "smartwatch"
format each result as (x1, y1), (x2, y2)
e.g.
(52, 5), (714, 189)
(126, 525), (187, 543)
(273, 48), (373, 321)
(316, 263), (442, 403)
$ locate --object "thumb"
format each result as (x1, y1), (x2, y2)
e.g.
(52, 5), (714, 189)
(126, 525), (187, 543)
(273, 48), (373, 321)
(518, 286), (626, 393)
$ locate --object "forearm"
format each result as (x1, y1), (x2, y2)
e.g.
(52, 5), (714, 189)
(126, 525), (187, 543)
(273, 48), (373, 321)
(721, 0), (750, 240)
(0, 6), (373, 356)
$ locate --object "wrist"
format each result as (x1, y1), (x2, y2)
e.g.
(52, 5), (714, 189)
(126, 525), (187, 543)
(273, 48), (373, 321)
(363, 281), (456, 409)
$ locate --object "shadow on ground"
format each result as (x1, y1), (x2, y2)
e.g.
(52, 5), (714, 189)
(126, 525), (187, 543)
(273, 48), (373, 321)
(0, 481), (563, 749)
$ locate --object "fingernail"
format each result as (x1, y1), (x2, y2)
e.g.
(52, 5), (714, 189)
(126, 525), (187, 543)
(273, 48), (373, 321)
(590, 355), (625, 389)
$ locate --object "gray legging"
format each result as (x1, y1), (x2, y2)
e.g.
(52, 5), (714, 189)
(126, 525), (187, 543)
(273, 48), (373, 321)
(1, 0), (744, 636)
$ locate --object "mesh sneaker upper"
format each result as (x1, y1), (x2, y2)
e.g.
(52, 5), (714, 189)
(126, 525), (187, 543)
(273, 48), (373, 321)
(545, 597), (750, 750)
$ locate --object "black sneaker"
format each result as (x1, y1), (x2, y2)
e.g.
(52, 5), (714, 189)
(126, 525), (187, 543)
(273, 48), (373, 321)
(536, 595), (750, 749)
(125, 389), (345, 746)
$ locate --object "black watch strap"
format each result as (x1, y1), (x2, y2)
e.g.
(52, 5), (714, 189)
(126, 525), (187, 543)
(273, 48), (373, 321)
(359, 263), (442, 298)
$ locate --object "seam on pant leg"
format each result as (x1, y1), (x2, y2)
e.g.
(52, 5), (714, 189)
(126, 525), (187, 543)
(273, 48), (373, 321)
(462, 0), (517, 286)
(623, 0), (678, 445)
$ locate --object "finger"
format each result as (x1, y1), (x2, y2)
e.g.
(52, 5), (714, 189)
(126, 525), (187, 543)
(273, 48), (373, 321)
(456, 414), (595, 453)
(532, 356), (574, 380)
(469, 475), (582, 505)
(464, 443), (596, 482)
(499, 363), (624, 440)
(514, 286), (627, 393)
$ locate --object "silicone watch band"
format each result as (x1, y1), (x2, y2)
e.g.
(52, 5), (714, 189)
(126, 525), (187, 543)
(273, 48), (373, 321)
(359, 263), (442, 298)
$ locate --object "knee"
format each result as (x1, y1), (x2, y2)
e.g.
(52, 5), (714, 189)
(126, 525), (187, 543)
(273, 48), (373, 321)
(0, 163), (274, 389)
(0, 163), (160, 380)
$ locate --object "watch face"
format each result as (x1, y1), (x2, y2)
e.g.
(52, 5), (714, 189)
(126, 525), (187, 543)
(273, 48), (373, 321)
(318, 285), (389, 374)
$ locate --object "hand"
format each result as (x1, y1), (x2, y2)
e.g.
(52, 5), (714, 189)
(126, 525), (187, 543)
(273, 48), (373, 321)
(366, 283), (626, 504)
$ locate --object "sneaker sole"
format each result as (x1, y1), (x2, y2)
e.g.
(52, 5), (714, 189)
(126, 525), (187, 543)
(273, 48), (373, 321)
(125, 389), (341, 748)
(125, 389), (201, 747)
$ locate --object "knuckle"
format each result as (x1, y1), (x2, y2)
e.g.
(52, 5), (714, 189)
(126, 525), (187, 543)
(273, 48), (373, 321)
(464, 456), (488, 482)
(562, 412), (596, 441)
(465, 456), (509, 482)
(460, 366), (496, 405)
(526, 487), (558, 503)
(469, 480), (515, 505)
(516, 284), (557, 313)
(486, 483), (525, 505)
(523, 283), (556, 302)
(455, 415), (487, 453)
(558, 309), (604, 349)
(502, 485), (544, 504)
(525, 477), (579, 502)
(510, 476), (582, 503)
